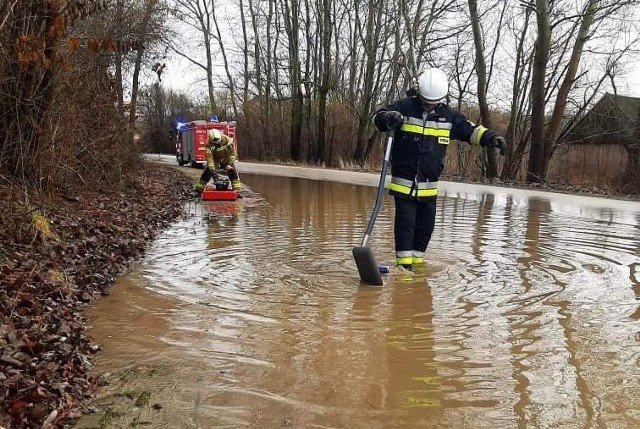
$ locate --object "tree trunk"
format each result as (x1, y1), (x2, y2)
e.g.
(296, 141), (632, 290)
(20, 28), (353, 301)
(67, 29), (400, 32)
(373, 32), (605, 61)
(353, 0), (382, 165)
(526, 0), (551, 183)
(128, 47), (144, 138)
(239, 0), (249, 104)
(115, 0), (124, 110)
(282, 0), (303, 161)
(266, 0), (275, 157)
(128, 0), (159, 144)
(468, 0), (497, 178)
(539, 0), (598, 178)
(315, 0), (331, 165)
(247, 0), (266, 156)
(501, 7), (532, 181)
(204, 17), (217, 112)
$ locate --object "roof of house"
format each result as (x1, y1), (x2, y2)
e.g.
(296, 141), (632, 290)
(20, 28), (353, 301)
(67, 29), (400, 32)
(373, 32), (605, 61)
(609, 93), (640, 122)
(563, 93), (640, 145)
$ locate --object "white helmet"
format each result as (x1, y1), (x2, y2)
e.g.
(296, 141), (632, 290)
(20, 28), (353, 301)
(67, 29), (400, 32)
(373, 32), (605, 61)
(208, 129), (221, 142)
(418, 68), (449, 103)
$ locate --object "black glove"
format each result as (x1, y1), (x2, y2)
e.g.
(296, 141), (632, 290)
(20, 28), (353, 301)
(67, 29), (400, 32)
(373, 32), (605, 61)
(490, 135), (508, 156)
(381, 111), (403, 131)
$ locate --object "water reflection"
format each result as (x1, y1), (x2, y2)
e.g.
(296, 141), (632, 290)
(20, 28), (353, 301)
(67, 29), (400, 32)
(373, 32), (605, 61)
(78, 173), (640, 428)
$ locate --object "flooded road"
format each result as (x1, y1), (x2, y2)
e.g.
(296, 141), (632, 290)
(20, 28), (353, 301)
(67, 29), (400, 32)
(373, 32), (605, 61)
(76, 165), (640, 428)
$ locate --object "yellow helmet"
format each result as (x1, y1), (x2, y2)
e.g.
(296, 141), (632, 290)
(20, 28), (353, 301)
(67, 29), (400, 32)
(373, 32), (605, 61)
(207, 129), (221, 142)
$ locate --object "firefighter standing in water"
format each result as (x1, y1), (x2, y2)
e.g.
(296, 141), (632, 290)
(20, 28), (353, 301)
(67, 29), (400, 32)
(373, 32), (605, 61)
(372, 67), (507, 270)
(195, 129), (242, 194)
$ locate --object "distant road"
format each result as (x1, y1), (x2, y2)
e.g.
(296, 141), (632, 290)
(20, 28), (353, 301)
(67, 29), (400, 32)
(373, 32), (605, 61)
(146, 153), (381, 187)
(145, 153), (640, 212)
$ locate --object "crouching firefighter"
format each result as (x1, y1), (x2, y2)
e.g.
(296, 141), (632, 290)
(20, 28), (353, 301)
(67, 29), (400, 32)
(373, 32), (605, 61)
(372, 67), (507, 270)
(194, 129), (242, 194)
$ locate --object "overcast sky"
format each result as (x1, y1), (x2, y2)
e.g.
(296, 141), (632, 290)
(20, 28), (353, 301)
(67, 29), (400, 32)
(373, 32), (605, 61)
(153, 2), (640, 106)
(159, 56), (640, 99)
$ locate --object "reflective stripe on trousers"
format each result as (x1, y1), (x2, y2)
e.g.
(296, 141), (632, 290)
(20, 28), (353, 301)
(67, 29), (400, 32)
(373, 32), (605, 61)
(388, 176), (438, 198)
(394, 196), (437, 265)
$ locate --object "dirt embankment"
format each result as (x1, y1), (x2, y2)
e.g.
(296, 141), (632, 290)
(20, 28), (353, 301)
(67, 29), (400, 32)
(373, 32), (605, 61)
(0, 164), (194, 429)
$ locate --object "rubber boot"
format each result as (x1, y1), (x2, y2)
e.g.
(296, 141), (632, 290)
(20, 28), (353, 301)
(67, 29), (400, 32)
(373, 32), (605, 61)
(194, 181), (206, 194)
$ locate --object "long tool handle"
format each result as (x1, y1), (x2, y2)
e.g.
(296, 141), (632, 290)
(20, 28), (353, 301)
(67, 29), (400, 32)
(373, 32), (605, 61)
(360, 134), (394, 247)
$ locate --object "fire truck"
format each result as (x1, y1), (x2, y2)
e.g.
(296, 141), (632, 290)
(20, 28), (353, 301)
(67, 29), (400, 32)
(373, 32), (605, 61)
(175, 119), (237, 168)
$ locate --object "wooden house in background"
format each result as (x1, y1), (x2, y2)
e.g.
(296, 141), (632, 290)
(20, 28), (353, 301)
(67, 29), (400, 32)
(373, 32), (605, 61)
(549, 93), (640, 188)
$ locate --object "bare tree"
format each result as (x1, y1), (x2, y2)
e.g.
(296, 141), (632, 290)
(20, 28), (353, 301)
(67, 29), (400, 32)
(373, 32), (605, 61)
(315, 0), (332, 165)
(127, 0), (165, 142)
(468, 0), (508, 179)
(238, 0), (250, 104)
(501, 4), (534, 181)
(244, 0), (267, 157)
(281, 0), (304, 161)
(171, 0), (219, 112)
(527, 0), (551, 183)
(450, 32), (477, 174)
(527, 0), (640, 182)
(210, 1), (238, 117)
(352, 0), (386, 166)
(139, 83), (173, 152)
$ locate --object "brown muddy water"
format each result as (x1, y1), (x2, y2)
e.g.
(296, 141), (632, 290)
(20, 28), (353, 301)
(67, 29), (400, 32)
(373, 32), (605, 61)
(75, 170), (640, 429)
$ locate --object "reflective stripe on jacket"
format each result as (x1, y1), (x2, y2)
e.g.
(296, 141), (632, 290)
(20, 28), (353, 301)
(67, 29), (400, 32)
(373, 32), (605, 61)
(373, 98), (493, 200)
